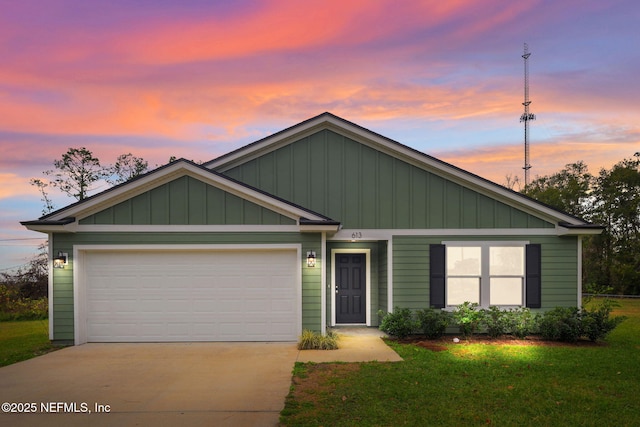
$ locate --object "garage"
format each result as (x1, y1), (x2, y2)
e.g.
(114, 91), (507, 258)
(77, 247), (301, 343)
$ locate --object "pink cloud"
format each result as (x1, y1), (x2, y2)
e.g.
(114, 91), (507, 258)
(0, 173), (40, 200)
(0, 0), (629, 149)
(438, 139), (639, 185)
(0, 0), (637, 212)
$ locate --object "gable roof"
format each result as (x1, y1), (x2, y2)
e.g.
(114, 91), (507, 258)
(205, 112), (602, 234)
(22, 159), (340, 233)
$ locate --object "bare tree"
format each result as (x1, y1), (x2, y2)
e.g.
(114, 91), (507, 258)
(107, 153), (149, 185)
(29, 178), (56, 215)
(44, 147), (110, 201)
(503, 173), (522, 192)
(31, 147), (151, 214)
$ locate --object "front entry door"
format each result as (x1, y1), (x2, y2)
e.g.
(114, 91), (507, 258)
(336, 253), (366, 324)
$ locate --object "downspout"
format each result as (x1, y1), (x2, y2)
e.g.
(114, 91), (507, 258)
(48, 233), (54, 341)
(387, 238), (393, 313)
(321, 232), (327, 334)
(578, 236), (583, 308)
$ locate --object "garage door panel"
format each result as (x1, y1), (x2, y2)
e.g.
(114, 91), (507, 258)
(83, 249), (299, 342)
(140, 323), (164, 338)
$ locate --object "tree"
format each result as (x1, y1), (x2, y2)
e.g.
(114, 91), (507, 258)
(108, 153), (149, 185)
(0, 243), (48, 300)
(523, 161), (593, 219)
(44, 147), (110, 201)
(522, 155), (640, 295)
(29, 178), (56, 215)
(588, 156), (640, 294)
(503, 173), (522, 191)
(31, 148), (150, 213)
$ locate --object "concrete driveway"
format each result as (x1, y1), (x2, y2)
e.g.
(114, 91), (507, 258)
(0, 342), (299, 427)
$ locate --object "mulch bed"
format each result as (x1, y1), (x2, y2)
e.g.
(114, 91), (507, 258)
(393, 334), (606, 351)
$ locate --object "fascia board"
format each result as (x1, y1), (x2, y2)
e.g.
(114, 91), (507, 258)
(74, 224), (301, 232)
(44, 161), (327, 223)
(22, 224), (72, 233)
(299, 224), (341, 233)
(557, 226), (604, 236)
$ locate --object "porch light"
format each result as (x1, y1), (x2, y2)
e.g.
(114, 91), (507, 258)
(53, 252), (68, 269)
(306, 251), (316, 268)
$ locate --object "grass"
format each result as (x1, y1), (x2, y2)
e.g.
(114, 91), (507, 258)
(280, 299), (640, 426)
(0, 319), (57, 367)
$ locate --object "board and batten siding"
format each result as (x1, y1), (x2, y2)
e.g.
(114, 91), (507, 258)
(50, 232), (321, 342)
(392, 235), (579, 311)
(221, 130), (554, 230)
(80, 176), (295, 226)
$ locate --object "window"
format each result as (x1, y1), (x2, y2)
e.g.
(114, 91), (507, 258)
(445, 243), (526, 307)
(446, 246), (481, 305)
(430, 243), (541, 309)
(489, 246), (524, 305)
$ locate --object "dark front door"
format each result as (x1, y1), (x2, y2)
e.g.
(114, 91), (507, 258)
(336, 253), (366, 324)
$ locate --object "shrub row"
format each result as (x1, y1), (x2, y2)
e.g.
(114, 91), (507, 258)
(539, 300), (627, 342)
(378, 300), (626, 342)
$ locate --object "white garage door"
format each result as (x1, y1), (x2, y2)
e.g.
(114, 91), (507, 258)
(83, 249), (300, 342)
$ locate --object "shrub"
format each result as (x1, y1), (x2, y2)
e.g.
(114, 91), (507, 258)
(416, 308), (451, 339)
(0, 284), (48, 321)
(321, 331), (340, 350)
(378, 307), (417, 339)
(538, 301), (626, 343)
(297, 329), (339, 350)
(482, 306), (510, 338)
(506, 307), (539, 339)
(581, 299), (627, 342)
(481, 305), (509, 338)
(539, 307), (582, 342)
(452, 302), (483, 337)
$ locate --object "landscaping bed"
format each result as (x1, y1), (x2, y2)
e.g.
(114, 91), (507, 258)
(399, 334), (606, 351)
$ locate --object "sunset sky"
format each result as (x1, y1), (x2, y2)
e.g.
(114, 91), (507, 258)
(1, 0), (639, 271)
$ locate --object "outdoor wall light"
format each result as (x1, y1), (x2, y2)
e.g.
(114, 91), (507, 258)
(53, 252), (68, 269)
(306, 251), (316, 268)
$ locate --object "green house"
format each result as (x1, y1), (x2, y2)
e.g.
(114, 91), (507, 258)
(22, 113), (602, 344)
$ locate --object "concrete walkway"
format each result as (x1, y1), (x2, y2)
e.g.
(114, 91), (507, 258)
(296, 327), (403, 363)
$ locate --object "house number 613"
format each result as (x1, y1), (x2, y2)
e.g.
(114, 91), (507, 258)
(351, 232), (362, 239)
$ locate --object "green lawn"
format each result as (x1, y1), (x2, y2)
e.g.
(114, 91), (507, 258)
(0, 320), (56, 367)
(281, 299), (640, 426)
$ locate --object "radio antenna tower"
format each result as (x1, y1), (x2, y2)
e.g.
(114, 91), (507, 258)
(520, 43), (535, 187)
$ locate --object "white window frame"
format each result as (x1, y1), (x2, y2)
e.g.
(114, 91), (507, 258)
(443, 241), (529, 308)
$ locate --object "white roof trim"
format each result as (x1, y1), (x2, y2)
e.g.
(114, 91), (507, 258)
(22, 223), (75, 233)
(206, 113), (588, 227)
(329, 228), (559, 241)
(40, 160), (329, 223)
(299, 224), (341, 233)
(70, 224), (301, 233)
(557, 226), (604, 236)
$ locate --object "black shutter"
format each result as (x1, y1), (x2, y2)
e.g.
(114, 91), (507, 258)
(430, 244), (446, 308)
(525, 244), (542, 308)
